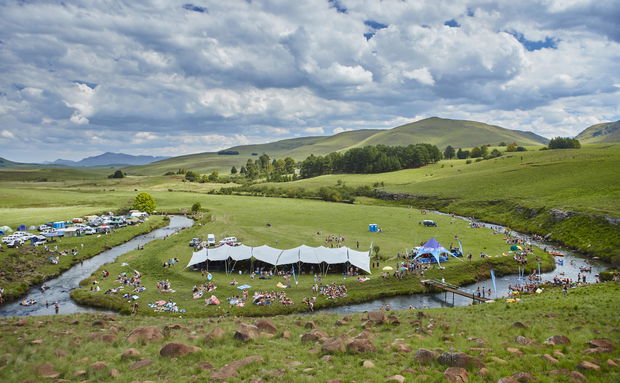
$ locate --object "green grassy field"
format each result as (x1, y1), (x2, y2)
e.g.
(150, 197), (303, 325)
(70, 203), (553, 317)
(0, 216), (166, 301)
(3, 282), (618, 382)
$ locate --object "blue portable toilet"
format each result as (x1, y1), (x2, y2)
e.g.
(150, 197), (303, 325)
(368, 224), (378, 232)
(17, 224), (27, 231)
(53, 221), (66, 229)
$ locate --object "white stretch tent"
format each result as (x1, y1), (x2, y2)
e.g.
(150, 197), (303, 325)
(186, 244), (372, 273)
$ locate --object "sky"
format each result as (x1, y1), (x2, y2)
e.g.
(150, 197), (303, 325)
(1, 0), (619, 163)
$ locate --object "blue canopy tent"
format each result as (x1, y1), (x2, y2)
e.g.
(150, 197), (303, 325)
(413, 237), (454, 264)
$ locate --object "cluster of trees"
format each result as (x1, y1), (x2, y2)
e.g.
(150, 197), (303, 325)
(299, 144), (441, 178)
(233, 154), (296, 180)
(548, 137), (581, 149)
(108, 170), (125, 179)
(217, 150), (239, 155)
(449, 145), (504, 160)
(213, 183), (376, 204)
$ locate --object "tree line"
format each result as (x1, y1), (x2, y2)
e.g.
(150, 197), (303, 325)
(299, 144), (441, 178)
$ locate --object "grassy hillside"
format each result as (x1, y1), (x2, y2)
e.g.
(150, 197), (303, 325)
(576, 120), (620, 144)
(127, 117), (548, 175)
(350, 117), (548, 149)
(0, 167), (111, 182)
(2, 282), (618, 382)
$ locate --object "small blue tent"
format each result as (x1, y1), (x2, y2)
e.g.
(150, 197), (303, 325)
(413, 237), (453, 264)
(368, 224), (378, 232)
(17, 224), (27, 231)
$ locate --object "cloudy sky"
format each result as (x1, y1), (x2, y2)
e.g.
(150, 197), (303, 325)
(1, 0), (619, 162)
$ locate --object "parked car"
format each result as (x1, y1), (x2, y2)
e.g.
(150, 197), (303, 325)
(189, 238), (201, 247)
(207, 234), (216, 247)
(219, 236), (239, 246)
(422, 220), (437, 227)
(39, 224), (52, 231)
(81, 227), (96, 235)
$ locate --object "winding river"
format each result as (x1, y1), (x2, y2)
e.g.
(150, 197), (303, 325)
(0, 215), (193, 318)
(0, 213), (607, 318)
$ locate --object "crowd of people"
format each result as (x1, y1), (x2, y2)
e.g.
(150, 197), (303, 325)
(156, 280), (175, 292)
(319, 283), (347, 299)
(324, 234), (346, 248)
(252, 291), (294, 306)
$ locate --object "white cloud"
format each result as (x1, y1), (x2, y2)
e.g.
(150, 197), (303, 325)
(0, 0), (618, 162)
(1, 130), (16, 139)
(303, 127), (325, 134)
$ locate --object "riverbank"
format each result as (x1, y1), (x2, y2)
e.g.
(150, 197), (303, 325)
(2, 282), (618, 382)
(70, 210), (556, 317)
(0, 216), (167, 303)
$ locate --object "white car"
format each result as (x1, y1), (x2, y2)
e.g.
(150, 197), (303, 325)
(219, 236), (239, 246)
(81, 227), (96, 235)
(207, 234), (216, 246)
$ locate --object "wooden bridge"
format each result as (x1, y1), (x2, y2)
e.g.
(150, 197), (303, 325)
(421, 279), (492, 304)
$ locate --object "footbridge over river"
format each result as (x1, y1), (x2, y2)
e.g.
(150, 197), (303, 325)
(421, 279), (492, 304)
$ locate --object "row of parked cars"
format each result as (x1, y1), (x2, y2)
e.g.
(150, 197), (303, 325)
(1, 231), (46, 248)
(189, 235), (240, 249)
(1, 211), (149, 249)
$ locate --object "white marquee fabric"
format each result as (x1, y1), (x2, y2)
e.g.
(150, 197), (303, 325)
(186, 244), (371, 273)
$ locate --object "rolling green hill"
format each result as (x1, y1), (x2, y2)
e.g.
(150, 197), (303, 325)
(352, 117), (548, 149)
(575, 120), (620, 143)
(127, 118), (548, 175)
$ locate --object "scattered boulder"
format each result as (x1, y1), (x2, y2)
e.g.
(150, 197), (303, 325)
(234, 324), (260, 342)
(204, 327), (225, 343)
(198, 361), (214, 370)
(577, 361), (600, 371)
(512, 321), (528, 328)
(89, 361), (109, 372)
(54, 349), (67, 357)
(130, 359), (153, 370)
(322, 337), (346, 353)
(301, 329), (329, 342)
(304, 321), (317, 329)
(210, 356), (263, 381)
(607, 359), (618, 367)
(512, 371), (536, 382)
(438, 352), (484, 369)
(363, 360), (375, 368)
(368, 311), (386, 324)
(414, 348), (439, 364)
(91, 320), (106, 327)
(549, 369), (571, 376)
(489, 356), (507, 364)
(497, 377), (519, 383)
(506, 347), (524, 357)
(392, 341), (412, 353)
(282, 330), (291, 340)
(255, 319), (278, 334)
(444, 367), (468, 382)
(126, 326), (164, 343)
(73, 370), (87, 377)
(159, 342), (201, 357)
(34, 363), (60, 378)
(587, 339), (614, 351)
(110, 368), (120, 378)
(515, 336), (535, 345)
(347, 339), (376, 353)
(542, 354), (560, 364)
(121, 348), (141, 360)
(545, 335), (570, 345)
(30, 339), (43, 345)
(385, 374), (405, 383)
(569, 371), (588, 382)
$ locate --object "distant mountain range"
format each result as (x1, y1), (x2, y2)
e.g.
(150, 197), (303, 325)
(126, 117), (550, 175)
(45, 152), (169, 167)
(575, 120), (620, 144)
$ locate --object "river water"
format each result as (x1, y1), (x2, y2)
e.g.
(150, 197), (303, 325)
(0, 216), (193, 318)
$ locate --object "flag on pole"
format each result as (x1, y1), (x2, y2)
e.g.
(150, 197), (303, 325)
(490, 269), (497, 295)
(457, 238), (464, 254)
(292, 265), (298, 285)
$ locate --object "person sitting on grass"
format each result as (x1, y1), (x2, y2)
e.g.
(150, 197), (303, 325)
(230, 278), (238, 286)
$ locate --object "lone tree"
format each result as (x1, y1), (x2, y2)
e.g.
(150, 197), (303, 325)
(191, 202), (201, 213)
(108, 170), (125, 179)
(133, 192), (156, 213)
(231, 166), (238, 174)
